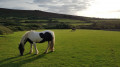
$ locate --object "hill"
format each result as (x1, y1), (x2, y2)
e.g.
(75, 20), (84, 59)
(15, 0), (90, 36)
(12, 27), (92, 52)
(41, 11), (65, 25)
(0, 8), (90, 21)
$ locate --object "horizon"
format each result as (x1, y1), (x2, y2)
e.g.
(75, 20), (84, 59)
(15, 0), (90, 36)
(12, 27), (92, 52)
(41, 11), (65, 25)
(0, 0), (120, 19)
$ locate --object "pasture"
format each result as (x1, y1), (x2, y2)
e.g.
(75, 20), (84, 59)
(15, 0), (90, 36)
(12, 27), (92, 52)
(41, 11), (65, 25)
(0, 29), (120, 67)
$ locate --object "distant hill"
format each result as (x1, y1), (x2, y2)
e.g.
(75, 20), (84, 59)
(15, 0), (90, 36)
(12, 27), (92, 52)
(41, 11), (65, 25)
(0, 8), (95, 21)
(0, 8), (120, 33)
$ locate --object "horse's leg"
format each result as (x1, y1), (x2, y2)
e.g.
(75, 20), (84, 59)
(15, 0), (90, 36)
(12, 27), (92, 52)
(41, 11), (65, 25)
(29, 44), (33, 54)
(33, 42), (39, 55)
(50, 41), (54, 52)
(44, 41), (51, 54)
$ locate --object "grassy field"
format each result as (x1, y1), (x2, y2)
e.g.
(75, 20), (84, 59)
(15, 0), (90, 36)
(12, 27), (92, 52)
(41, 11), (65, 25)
(70, 23), (93, 26)
(0, 29), (120, 67)
(55, 19), (84, 23)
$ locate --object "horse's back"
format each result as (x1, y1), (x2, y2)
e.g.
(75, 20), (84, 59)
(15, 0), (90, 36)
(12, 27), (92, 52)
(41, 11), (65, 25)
(27, 31), (42, 42)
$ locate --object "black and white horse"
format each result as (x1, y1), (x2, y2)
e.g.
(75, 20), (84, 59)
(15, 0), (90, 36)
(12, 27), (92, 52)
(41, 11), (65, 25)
(18, 30), (55, 56)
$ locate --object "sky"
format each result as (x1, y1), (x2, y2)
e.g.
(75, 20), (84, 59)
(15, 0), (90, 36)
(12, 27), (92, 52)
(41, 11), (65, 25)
(0, 0), (120, 19)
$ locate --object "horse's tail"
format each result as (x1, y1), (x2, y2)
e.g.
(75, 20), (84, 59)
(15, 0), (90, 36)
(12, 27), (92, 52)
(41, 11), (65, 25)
(49, 32), (55, 51)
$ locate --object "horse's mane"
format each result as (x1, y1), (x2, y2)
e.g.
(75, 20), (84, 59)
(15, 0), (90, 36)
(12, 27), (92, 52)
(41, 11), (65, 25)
(20, 30), (33, 44)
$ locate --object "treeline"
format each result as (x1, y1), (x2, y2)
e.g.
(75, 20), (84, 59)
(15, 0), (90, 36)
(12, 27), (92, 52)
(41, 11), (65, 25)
(77, 21), (120, 30)
(1, 20), (120, 35)
(0, 14), (120, 34)
(45, 20), (120, 30)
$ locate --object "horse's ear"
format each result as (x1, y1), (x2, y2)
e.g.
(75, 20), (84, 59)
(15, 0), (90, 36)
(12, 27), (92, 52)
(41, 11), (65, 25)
(39, 33), (44, 38)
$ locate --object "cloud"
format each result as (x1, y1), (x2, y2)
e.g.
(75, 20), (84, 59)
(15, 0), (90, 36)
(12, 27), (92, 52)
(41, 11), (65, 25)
(0, 0), (41, 10)
(111, 10), (120, 12)
(33, 0), (92, 15)
(0, 0), (14, 2)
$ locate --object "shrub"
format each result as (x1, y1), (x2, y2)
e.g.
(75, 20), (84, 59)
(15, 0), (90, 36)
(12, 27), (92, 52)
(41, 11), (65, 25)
(55, 22), (72, 29)
(7, 26), (25, 31)
(3, 22), (22, 26)
(91, 22), (120, 29)
(0, 25), (13, 35)
(26, 24), (43, 30)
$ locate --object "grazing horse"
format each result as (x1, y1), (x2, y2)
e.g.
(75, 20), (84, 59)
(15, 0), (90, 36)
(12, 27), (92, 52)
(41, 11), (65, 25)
(71, 27), (76, 32)
(18, 30), (55, 56)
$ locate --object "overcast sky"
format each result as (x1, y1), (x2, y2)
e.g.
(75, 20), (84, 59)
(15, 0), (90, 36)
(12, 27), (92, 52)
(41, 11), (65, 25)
(0, 0), (120, 19)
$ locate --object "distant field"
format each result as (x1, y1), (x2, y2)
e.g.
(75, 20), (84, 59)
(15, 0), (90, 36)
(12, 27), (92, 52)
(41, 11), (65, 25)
(20, 19), (91, 26)
(19, 19), (85, 23)
(0, 29), (120, 67)
(55, 19), (84, 23)
(70, 23), (93, 26)
(91, 19), (120, 23)
(20, 20), (48, 22)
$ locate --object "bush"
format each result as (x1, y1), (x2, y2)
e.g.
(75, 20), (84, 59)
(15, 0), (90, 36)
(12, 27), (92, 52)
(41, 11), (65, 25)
(91, 22), (120, 29)
(44, 22), (72, 29)
(26, 24), (43, 30)
(3, 22), (22, 26)
(0, 25), (13, 35)
(7, 26), (25, 31)
(55, 22), (72, 29)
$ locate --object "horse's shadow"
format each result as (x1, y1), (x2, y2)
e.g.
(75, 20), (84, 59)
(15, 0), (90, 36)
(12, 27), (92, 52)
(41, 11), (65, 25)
(0, 52), (52, 67)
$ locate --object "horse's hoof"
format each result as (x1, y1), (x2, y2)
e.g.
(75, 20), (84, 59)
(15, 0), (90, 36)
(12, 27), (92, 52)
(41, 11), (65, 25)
(51, 50), (54, 52)
(35, 52), (39, 55)
(29, 52), (32, 54)
(35, 53), (38, 55)
(44, 52), (47, 54)
(20, 55), (23, 56)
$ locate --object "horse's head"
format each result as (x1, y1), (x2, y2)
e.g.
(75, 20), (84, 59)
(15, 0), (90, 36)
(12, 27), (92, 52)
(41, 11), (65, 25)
(18, 43), (24, 56)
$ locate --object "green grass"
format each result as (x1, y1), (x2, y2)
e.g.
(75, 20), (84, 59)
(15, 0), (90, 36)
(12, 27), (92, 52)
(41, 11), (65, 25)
(70, 23), (93, 26)
(0, 29), (120, 67)
(20, 20), (48, 22)
(55, 19), (84, 23)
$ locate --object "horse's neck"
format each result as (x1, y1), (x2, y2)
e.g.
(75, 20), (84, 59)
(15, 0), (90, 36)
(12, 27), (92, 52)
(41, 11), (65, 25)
(20, 31), (30, 45)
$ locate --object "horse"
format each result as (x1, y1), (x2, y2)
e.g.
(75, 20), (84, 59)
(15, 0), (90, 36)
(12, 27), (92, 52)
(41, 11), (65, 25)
(71, 27), (76, 32)
(18, 30), (55, 56)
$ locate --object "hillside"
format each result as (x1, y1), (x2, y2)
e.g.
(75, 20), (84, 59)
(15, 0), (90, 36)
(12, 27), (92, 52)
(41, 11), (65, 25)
(0, 8), (91, 21)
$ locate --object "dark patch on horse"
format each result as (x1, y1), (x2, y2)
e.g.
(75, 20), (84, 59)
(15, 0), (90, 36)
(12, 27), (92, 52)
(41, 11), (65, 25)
(44, 32), (53, 41)
(39, 32), (53, 43)
(39, 33), (44, 38)
(18, 43), (24, 56)
(39, 33), (45, 43)
(23, 38), (33, 44)
(26, 38), (33, 44)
